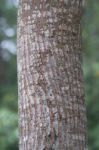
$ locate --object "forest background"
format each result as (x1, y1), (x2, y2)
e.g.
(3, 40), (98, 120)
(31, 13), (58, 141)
(0, 0), (99, 149)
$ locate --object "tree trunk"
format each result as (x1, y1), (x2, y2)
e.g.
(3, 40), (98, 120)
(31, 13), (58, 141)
(17, 0), (87, 149)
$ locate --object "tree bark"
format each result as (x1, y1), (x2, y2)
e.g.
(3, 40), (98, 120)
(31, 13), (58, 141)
(17, 0), (87, 149)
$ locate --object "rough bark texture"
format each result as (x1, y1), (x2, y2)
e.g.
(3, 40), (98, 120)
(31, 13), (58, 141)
(17, 0), (87, 149)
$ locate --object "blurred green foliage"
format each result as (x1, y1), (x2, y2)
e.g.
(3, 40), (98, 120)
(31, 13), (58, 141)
(82, 0), (99, 149)
(0, 0), (99, 150)
(0, 0), (18, 150)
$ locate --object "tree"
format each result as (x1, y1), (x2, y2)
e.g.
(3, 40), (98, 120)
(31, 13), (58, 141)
(17, 0), (87, 149)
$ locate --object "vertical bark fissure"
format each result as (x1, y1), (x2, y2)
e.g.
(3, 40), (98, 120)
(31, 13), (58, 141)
(17, 0), (87, 150)
(46, 1), (64, 149)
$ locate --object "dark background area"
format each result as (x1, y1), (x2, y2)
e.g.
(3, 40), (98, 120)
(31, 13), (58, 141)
(0, 0), (99, 149)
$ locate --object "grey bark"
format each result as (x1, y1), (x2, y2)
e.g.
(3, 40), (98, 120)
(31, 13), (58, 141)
(17, 0), (87, 149)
